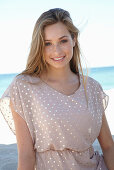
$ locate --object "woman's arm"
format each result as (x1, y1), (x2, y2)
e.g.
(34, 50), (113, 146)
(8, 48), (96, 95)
(10, 100), (36, 170)
(97, 113), (114, 170)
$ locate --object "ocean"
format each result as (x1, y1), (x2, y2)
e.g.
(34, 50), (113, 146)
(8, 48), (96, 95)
(0, 66), (114, 97)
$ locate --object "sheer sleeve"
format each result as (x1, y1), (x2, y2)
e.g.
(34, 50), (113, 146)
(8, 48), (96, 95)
(0, 76), (25, 135)
(87, 76), (109, 117)
(96, 82), (109, 114)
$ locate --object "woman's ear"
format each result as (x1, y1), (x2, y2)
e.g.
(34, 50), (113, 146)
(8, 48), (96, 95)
(71, 33), (76, 47)
(73, 37), (76, 47)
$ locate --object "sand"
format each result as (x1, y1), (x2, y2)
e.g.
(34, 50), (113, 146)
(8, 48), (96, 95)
(0, 89), (114, 170)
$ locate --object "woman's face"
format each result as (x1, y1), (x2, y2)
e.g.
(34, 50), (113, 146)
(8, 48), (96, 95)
(43, 22), (75, 70)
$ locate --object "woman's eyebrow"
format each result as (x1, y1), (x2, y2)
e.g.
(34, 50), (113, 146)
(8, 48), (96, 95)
(44, 35), (68, 41)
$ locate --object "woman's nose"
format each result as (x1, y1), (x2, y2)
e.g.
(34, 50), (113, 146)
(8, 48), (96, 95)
(53, 44), (62, 54)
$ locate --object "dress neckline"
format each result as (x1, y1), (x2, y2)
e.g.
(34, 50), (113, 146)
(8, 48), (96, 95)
(38, 74), (83, 97)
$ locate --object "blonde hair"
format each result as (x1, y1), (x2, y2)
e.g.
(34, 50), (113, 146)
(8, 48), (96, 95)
(18, 8), (88, 104)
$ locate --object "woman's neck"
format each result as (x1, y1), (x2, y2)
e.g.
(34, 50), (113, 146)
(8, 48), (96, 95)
(40, 68), (77, 84)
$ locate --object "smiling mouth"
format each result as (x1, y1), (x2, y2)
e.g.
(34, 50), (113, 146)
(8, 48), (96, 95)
(52, 56), (65, 61)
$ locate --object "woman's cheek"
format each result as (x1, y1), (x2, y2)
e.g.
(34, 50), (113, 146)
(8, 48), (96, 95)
(44, 48), (51, 56)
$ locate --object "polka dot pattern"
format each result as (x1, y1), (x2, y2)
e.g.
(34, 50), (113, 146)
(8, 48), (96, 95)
(0, 74), (109, 170)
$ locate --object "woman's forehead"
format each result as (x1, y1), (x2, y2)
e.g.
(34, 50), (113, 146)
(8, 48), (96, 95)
(44, 22), (70, 40)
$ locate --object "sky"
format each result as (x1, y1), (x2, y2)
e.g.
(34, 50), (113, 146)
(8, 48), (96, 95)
(0, 0), (114, 74)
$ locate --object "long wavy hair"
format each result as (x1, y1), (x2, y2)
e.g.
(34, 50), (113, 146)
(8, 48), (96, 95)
(18, 8), (88, 103)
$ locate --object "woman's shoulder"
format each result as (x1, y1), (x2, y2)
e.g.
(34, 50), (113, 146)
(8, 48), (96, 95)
(82, 74), (102, 90)
(13, 74), (41, 85)
(87, 76), (99, 85)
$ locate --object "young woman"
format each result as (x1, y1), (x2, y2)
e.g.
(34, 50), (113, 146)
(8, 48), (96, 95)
(0, 8), (114, 170)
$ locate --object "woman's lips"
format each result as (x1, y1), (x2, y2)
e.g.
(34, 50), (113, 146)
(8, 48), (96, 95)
(52, 56), (65, 62)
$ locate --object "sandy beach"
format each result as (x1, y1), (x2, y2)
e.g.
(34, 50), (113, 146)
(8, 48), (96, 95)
(0, 89), (114, 170)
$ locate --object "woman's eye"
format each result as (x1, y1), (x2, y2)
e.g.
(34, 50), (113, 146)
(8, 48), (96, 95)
(61, 39), (68, 43)
(45, 42), (51, 46)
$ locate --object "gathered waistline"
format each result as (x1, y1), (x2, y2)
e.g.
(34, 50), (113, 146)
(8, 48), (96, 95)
(36, 145), (95, 155)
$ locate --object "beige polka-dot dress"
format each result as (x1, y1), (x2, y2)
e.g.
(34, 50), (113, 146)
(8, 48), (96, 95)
(0, 74), (109, 170)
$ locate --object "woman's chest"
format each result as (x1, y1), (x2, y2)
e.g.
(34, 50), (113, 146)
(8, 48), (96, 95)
(24, 87), (100, 138)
